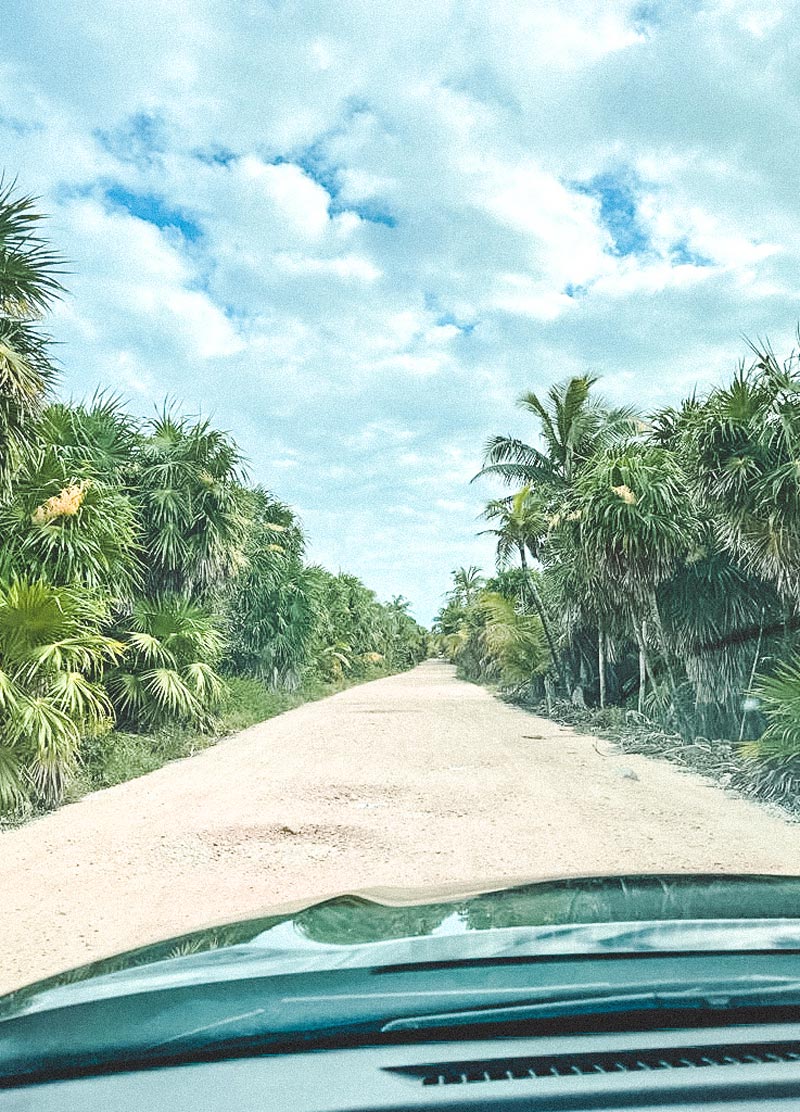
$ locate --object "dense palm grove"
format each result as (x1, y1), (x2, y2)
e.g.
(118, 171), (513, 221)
(0, 182), (427, 812)
(436, 353), (800, 790)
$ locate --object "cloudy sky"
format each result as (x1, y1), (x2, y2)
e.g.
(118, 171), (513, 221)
(1, 1), (798, 622)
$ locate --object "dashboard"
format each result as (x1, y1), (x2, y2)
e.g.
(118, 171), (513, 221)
(5, 1021), (800, 1111)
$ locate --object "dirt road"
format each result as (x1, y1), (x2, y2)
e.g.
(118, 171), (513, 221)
(4, 660), (800, 992)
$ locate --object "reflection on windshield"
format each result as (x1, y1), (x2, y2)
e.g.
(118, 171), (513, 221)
(290, 874), (800, 945)
(4, 873), (800, 1014)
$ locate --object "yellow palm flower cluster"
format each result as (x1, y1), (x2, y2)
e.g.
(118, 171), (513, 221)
(362, 651), (384, 664)
(32, 481), (89, 524)
(611, 483), (637, 505)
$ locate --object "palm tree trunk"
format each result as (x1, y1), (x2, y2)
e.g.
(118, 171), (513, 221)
(638, 638), (646, 714)
(519, 545), (567, 694)
(598, 626), (607, 710)
(648, 589), (678, 696)
(634, 615), (659, 712)
(739, 609), (765, 742)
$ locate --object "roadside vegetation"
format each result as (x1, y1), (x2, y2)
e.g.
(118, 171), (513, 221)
(437, 349), (800, 809)
(0, 181), (427, 818)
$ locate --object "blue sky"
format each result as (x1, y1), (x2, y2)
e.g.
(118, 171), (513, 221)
(1, 0), (798, 623)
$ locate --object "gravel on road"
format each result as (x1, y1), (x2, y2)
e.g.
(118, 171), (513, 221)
(3, 659), (800, 993)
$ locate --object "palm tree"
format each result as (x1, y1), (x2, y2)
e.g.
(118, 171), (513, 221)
(39, 394), (139, 482)
(0, 180), (65, 313)
(656, 542), (782, 737)
(107, 595), (226, 730)
(575, 441), (699, 709)
(132, 409), (250, 600)
(477, 375), (638, 491)
(681, 346), (800, 602)
(478, 591), (549, 692)
(0, 579), (121, 809)
(0, 180), (65, 483)
(377, 599), (428, 669)
(389, 595), (412, 615)
(0, 439), (139, 600)
(738, 652), (800, 806)
(225, 490), (318, 690)
(479, 486), (563, 686)
(450, 565), (484, 605)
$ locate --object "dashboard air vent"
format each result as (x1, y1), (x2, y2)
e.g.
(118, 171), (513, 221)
(393, 1041), (800, 1086)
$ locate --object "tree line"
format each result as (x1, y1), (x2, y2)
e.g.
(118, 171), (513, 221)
(436, 349), (800, 781)
(0, 180), (427, 811)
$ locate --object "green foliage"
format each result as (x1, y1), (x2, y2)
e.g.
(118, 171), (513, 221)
(679, 348), (800, 599)
(742, 657), (800, 763)
(133, 409), (249, 600)
(224, 489), (318, 689)
(478, 375), (638, 489)
(0, 180), (64, 484)
(374, 596), (429, 670)
(0, 442), (138, 598)
(40, 396), (139, 482)
(479, 592), (549, 689)
(0, 580), (120, 809)
(308, 570), (427, 683)
(107, 596), (226, 731)
(0, 179), (65, 315)
(0, 179), (421, 817)
(434, 580), (548, 693)
(575, 442), (697, 602)
(479, 486), (548, 566)
(449, 566), (484, 605)
(471, 356), (800, 772)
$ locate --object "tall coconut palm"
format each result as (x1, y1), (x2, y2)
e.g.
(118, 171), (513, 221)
(479, 486), (562, 685)
(477, 375), (639, 491)
(450, 566), (484, 606)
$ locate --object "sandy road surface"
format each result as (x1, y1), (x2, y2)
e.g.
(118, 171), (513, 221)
(4, 659), (800, 992)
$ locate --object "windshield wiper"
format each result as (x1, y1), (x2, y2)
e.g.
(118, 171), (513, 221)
(382, 979), (800, 1032)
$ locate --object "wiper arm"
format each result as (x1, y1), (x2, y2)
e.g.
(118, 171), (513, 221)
(383, 979), (800, 1032)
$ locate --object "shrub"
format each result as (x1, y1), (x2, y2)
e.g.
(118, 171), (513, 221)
(0, 579), (121, 809)
(107, 595), (226, 731)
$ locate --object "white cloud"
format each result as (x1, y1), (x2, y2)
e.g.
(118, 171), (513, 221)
(274, 252), (381, 281)
(238, 157), (331, 241)
(3, 0), (800, 620)
(51, 198), (243, 368)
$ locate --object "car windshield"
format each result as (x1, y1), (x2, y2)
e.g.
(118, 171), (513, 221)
(4, 7), (800, 1101)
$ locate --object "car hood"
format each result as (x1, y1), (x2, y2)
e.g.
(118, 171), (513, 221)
(4, 872), (800, 1019)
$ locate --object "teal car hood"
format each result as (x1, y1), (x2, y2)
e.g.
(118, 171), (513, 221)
(5, 872), (800, 1015)
(3, 873), (800, 1088)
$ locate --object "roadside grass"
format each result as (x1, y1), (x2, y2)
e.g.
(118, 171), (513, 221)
(71, 674), (372, 796)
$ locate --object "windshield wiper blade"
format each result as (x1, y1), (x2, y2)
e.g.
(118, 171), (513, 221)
(382, 980), (800, 1032)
